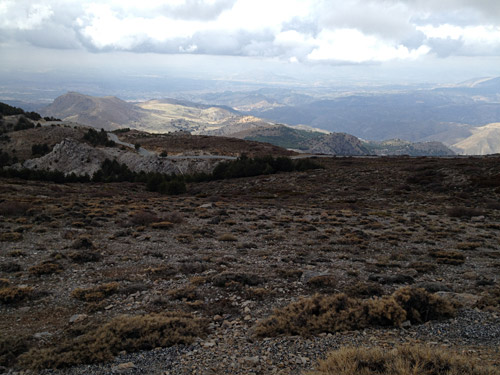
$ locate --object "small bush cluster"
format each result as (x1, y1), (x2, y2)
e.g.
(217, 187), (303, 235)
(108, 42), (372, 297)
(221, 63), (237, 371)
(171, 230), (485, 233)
(0, 336), (30, 367)
(31, 143), (51, 157)
(254, 287), (454, 337)
(212, 154), (322, 180)
(71, 282), (120, 302)
(429, 250), (465, 265)
(447, 206), (484, 218)
(13, 116), (35, 131)
(19, 312), (208, 369)
(311, 345), (499, 375)
(0, 285), (33, 304)
(83, 128), (116, 147)
(0, 201), (30, 216)
(212, 272), (264, 287)
(28, 262), (63, 276)
(2, 153), (320, 196)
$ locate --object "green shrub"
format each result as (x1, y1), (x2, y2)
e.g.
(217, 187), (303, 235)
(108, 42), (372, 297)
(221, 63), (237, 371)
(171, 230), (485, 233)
(31, 143), (51, 157)
(83, 128), (115, 147)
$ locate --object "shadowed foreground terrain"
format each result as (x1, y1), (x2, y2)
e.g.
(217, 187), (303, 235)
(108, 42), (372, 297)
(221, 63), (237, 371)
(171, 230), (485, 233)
(1, 156), (500, 374)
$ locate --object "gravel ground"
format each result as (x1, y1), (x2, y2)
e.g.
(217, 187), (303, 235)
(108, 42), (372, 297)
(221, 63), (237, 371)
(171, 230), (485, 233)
(14, 308), (495, 375)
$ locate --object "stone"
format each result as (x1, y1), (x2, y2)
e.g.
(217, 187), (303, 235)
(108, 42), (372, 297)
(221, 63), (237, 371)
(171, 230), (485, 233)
(69, 313), (88, 324)
(112, 362), (135, 373)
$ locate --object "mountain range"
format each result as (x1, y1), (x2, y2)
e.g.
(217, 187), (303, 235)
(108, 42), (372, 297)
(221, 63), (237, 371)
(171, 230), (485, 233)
(39, 92), (461, 156)
(37, 86), (500, 155)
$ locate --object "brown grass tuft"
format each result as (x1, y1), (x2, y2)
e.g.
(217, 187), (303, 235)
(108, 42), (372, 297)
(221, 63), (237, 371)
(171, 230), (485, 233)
(429, 250), (465, 265)
(19, 312), (208, 370)
(28, 261), (63, 276)
(71, 282), (120, 302)
(309, 345), (499, 375)
(0, 286), (33, 304)
(254, 287), (454, 337)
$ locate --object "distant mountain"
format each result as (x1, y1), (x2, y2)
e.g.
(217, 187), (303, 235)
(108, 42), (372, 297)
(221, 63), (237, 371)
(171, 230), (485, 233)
(41, 92), (147, 130)
(364, 139), (455, 156)
(230, 124), (324, 150)
(300, 133), (369, 156)
(452, 123), (500, 155)
(40, 92), (273, 135)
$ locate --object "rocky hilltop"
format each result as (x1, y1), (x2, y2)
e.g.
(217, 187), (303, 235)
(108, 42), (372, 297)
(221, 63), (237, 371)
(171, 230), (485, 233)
(300, 133), (369, 155)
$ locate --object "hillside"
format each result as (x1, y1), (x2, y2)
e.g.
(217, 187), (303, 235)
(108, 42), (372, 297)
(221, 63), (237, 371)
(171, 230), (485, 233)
(41, 93), (273, 135)
(2, 156), (500, 373)
(41, 92), (147, 131)
(231, 124), (324, 150)
(299, 133), (369, 155)
(364, 139), (456, 156)
(452, 123), (500, 155)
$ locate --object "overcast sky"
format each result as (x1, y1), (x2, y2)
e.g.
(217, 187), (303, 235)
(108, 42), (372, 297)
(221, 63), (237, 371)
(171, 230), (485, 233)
(1, 0), (500, 90)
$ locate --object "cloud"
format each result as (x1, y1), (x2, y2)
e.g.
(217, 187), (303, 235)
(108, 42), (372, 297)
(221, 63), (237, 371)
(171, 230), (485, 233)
(1, 0), (500, 65)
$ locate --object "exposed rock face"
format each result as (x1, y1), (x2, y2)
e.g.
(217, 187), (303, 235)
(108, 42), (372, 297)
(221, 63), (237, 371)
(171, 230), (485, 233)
(22, 138), (223, 176)
(301, 133), (369, 155)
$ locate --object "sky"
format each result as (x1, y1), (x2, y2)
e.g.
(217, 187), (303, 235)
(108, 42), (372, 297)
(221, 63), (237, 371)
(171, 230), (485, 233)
(1, 0), (500, 97)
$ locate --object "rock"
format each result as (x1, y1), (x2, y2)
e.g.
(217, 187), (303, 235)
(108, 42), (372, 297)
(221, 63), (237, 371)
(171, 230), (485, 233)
(33, 331), (52, 340)
(69, 313), (88, 324)
(203, 340), (216, 348)
(199, 203), (213, 209)
(401, 320), (412, 328)
(112, 362), (135, 373)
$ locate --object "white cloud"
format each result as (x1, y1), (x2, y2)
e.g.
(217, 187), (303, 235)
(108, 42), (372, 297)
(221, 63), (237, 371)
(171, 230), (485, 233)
(307, 29), (429, 63)
(0, 0), (500, 65)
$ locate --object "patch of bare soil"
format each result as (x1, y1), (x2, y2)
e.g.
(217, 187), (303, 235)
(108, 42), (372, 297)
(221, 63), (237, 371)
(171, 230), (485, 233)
(1, 156), (499, 374)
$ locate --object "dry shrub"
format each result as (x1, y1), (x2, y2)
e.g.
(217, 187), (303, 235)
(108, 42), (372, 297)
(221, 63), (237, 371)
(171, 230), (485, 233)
(429, 250), (465, 265)
(28, 261), (63, 276)
(0, 201), (30, 217)
(164, 211), (184, 224)
(0, 336), (30, 367)
(310, 345), (499, 375)
(475, 287), (500, 312)
(447, 206), (484, 218)
(128, 210), (160, 226)
(254, 287), (454, 337)
(71, 236), (94, 249)
(150, 221), (174, 230)
(307, 275), (337, 291)
(408, 261), (436, 274)
(278, 268), (303, 280)
(0, 286), (33, 304)
(212, 272), (264, 287)
(167, 285), (199, 301)
(456, 242), (482, 250)
(71, 282), (120, 302)
(0, 232), (23, 242)
(146, 265), (177, 280)
(344, 281), (383, 298)
(68, 250), (101, 263)
(19, 312), (208, 370)
(0, 261), (21, 273)
(218, 233), (238, 242)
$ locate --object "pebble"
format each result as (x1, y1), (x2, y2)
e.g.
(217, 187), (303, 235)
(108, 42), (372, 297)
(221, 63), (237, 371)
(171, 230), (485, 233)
(69, 314), (88, 324)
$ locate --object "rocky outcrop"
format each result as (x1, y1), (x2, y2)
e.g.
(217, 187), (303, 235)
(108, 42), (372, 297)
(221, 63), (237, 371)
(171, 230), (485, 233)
(22, 138), (223, 176)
